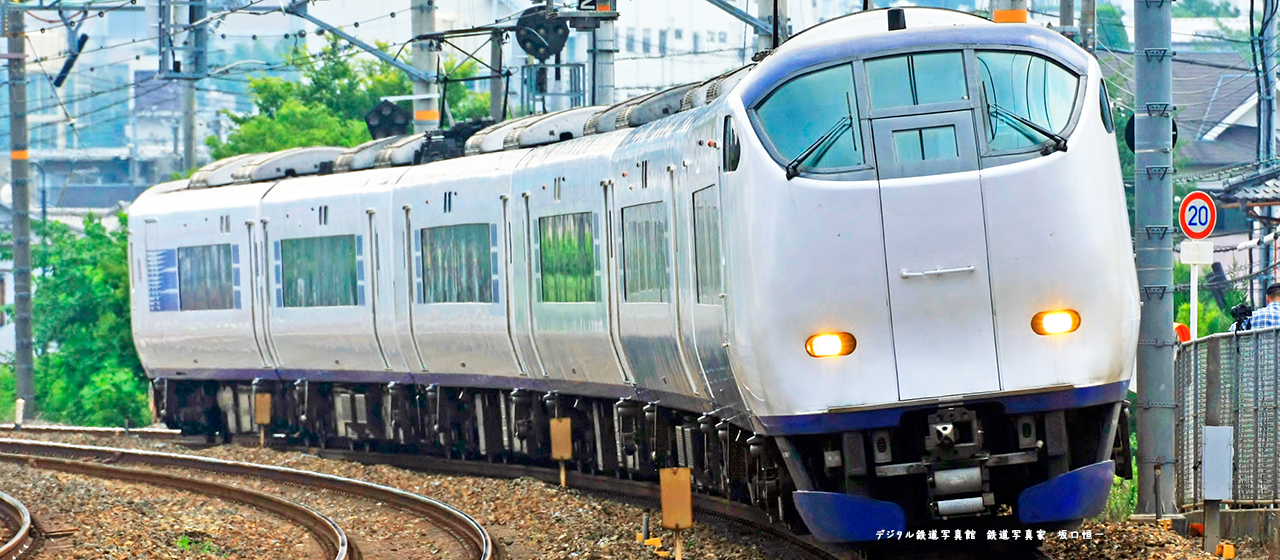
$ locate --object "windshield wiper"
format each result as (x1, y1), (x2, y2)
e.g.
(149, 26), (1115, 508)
(785, 116), (852, 180)
(989, 103), (1068, 154)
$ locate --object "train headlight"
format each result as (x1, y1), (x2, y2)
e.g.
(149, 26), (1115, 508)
(806, 332), (856, 357)
(1031, 310), (1081, 335)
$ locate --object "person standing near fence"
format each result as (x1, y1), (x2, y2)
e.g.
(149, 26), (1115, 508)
(1236, 283), (1280, 330)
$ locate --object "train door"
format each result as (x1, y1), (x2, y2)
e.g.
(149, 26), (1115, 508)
(870, 110), (1000, 399)
(511, 191), (548, 377)
(500, 196), (531, 376)
(684, 168), (735, 405)
(255, 219), (283, 367)
(602, 179), (637, 385)
(245, 221), (273, 368)
(366, 211), (393, 370)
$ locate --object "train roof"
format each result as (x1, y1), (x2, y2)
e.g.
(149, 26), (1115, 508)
(164, 7), (1075, 193)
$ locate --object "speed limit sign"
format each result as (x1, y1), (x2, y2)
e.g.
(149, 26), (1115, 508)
(1179, 191), (1217, 240)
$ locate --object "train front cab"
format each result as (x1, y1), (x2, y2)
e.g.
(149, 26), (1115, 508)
(719, 14), (1138, 543)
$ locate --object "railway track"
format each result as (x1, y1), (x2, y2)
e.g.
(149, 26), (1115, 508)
(0, 451), (354, 560)
(0, 490), (36, 560)
(0, 437), (497, 560)
(0, 428), (1058, 560)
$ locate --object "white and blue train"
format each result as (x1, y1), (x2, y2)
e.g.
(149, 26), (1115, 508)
(129, 8), (1137, 545)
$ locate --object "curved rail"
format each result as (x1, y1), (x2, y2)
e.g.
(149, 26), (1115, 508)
(0, 452), (353, 560)
(0, 438), (495, 560)
(0, 490), (36, 560)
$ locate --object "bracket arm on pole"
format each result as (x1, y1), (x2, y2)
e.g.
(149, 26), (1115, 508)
(284, 1), (436, 83)
(701, 0), (772, 35)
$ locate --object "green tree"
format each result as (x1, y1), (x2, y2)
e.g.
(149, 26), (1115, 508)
(1, 214), (150, 427)
(1174, 0), (1241, 18)
(1098, 3), (1131, 51)
(1174, 261), (1249, 336)
(208, 35), (491, 161)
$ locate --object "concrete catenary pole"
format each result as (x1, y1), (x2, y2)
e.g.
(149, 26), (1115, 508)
(182, 82), (197, 170)
(755, 0), (789, 51)
(412, 0), (439, 133)
(990, 0), (1028, 22)
(1080, 0), (1096, 52)
(5, 2), (34, 420)
(592, 18), (616, 106)
(490, 29), (503, 121)
(1059, 0), (1074, 30)
(1134, 0), (1176, 516)
(182, 0), (206, 171)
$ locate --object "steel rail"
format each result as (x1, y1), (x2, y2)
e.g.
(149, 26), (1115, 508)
(0, 438), (495, 560)
(0, 451), (354, 560)
(0, 428), (1061, 560)
(0, 425), (184, 440)
(0, 490), (36, 560)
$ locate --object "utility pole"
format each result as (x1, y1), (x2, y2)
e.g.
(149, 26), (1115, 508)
(592, 18), (616, 105)
(1133, 0), (1176, 517)
(490, 29), (503, 121)
(1059, 0), (1074, 30)
(1080, 0), (1096, 52)
(1260, 1), (1278, 301)
(182, 0), (206, 172)
(182, 82), (197, 171)
(412, 0), (440, 132)
(5, 1), (34, 421)
(990, 0), (1028, 22)
(756, 0), (789, 51)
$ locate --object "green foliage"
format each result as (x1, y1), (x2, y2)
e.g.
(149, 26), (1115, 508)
(1098, 429), (1140, 521)
(0, 214), (150, 427)
(208, 35), (491, 161)
(1173, 261), (1249, 336)
(174, 534), (221, 556)
(1098, 3), (1131, 51)
(1173, 0), (1241, 18)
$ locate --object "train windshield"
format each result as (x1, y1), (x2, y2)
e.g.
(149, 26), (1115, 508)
(755, 64), (865, 171)
(976, 51), (1079, 151)
(865, 52), (967, 109)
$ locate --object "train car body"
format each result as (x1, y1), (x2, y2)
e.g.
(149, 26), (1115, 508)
(129, 8), (1137, 547)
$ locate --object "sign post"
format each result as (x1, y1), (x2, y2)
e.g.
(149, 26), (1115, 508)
(1179, 191), (1217, 339)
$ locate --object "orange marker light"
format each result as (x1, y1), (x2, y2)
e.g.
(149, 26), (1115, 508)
(806, 332), (856, 357)
(1031, 310), (1081, 335)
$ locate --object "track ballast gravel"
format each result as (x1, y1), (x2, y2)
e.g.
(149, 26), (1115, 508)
(0, 460), (318, 560)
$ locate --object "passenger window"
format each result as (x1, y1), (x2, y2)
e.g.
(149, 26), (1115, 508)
(755, 64), (863, 171)
(865, 52), (967, 109)
(693, 186), (722, 304)
(178, 243), (236, 311)
(1100, 81), (1115, 134)
(723, 116), (741, 172)
(892, 125), (960, 162)
(280, 235), (358, 307)
(539, 212), (598, 303)
(977, 51), (1080, 151)
(622, 202), (669, 303)
(421, 223), (495, 303)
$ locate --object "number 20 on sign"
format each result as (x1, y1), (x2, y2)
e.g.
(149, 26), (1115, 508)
(1179, 191), (1217, 240)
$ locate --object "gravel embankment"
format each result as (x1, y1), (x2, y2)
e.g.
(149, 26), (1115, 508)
(0, 460), (318, 559)
(1, 432), (811, 560)
(158, 464), (469, 559)
(1043, 521), (1273, 560)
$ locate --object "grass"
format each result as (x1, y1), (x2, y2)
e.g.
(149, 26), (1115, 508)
(173, 534), (222, 556)
(1096, 431), (1140, 522)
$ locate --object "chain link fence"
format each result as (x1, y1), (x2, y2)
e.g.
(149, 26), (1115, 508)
(1174, 327), (1280, 509)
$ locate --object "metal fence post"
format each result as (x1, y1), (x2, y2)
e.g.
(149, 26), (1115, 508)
(1204, 337), (1221, 553)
